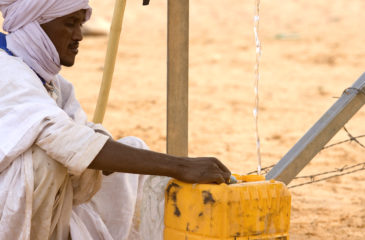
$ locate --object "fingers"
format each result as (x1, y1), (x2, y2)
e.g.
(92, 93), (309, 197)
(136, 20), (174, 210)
(223, 172), (231, 184)
(180, 156), (231, 184)
(210, 158), (231, 184)
(214, 158), (231, 175)
(200, 172), (225, 185)
(208, 162), (230, 184)
(214, 175), (226, 184)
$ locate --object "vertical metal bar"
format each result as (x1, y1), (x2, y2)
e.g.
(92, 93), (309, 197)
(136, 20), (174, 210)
(167, 0), (189, 156)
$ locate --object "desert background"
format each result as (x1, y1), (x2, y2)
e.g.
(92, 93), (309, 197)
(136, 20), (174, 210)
(2, 0), (365, 239)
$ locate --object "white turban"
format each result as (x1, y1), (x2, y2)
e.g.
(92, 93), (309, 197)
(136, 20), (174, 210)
(0, 0), (92, 82)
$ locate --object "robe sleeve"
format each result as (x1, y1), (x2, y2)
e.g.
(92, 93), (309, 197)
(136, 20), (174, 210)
(53, 75), (113, 138)
(87, 122), (113, 138)
(0, 53), (108, 176)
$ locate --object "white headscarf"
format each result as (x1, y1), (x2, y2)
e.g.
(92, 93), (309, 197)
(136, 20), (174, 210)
(0, 0), (92, 82)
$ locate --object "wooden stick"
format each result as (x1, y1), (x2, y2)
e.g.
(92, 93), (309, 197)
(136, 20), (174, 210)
(167, 0), (189, 156)
(93, 0), (127, 123)
(266, 73), (365, 184)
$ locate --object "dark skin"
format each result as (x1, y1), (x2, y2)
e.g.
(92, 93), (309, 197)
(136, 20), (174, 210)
(41, 10), (85, 66)
(41, 10), (231, 184)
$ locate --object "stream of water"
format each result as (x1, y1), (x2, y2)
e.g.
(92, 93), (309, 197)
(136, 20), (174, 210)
(253, 0), (262, 175)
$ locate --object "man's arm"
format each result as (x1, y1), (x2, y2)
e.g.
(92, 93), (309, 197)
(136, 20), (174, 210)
(88, 138), (231, 184)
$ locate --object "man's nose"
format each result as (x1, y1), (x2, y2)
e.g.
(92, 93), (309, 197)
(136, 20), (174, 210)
(72, 25), (83, 41)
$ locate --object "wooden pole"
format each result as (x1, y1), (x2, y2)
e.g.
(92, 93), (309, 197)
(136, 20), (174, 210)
(93, 0), (127, 123)
(167, 0), (189, 156)
(266, 73), (365, 184)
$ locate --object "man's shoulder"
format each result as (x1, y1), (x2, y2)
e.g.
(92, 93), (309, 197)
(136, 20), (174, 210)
(0, 51), (46, 91)
(0, 50), (35, 76)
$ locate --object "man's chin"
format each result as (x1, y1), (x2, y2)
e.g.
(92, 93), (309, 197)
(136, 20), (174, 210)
(60, 59), (75, 67)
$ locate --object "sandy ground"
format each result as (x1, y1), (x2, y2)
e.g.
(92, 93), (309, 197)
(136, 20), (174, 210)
(2, 0), (365, 239)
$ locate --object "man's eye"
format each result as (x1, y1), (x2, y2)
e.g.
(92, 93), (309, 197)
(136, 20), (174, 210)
(65, 22), (75, 27)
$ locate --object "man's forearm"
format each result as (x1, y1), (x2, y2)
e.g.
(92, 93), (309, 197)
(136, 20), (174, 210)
(89, 138), (182, 177)
(88, 138), (231, 184)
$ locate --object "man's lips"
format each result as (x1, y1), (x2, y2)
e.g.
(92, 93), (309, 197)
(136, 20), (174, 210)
(69, 43), (79, 54)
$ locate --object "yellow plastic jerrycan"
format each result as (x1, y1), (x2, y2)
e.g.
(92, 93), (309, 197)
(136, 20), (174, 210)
(164, 175), (291, 240)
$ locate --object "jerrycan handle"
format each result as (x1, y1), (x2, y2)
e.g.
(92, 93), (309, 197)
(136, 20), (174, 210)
(232, 174), (265, 183)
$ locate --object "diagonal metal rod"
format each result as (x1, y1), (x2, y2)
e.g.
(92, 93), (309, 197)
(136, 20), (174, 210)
(266, 73), (365, 184)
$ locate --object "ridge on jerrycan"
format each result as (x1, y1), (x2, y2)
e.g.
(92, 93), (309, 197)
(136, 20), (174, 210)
(164, 175), (291, 240)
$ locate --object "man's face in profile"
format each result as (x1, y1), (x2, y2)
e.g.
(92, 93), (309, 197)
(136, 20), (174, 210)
(41, 9), (86, 67)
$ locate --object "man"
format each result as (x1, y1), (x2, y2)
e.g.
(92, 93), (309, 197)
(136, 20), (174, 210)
(0, 0), (231, 239)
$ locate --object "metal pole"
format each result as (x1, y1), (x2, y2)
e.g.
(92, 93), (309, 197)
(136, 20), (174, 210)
(266, 73), (365, 184)
(167, 0), (189, 156)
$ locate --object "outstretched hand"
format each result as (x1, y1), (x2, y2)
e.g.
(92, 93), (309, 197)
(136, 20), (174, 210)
(174, 157), (231, 184)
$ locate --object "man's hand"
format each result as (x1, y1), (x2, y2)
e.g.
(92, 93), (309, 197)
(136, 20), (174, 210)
(174, 157), (231, 184)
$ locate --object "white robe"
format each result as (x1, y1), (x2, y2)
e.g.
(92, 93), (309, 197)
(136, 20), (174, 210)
(0, 49), (149, 240)
(0, 49), (111, 239)
(73, 137), (151, 240)
(0, 49), (167, 240)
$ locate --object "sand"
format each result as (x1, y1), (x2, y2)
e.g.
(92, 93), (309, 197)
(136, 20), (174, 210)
(2, 0), (365, 239)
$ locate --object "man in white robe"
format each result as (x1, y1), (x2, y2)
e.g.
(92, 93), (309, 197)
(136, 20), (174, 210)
(0, 0), (231, 239)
